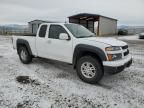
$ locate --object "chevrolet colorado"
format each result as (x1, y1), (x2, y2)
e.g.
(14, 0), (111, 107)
(12, 23), (132, 84)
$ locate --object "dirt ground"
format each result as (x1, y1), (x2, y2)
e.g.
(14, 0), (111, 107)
(0, 35), (144, 108)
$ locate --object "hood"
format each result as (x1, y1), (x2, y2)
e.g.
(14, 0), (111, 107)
(82, 37), (127, 46)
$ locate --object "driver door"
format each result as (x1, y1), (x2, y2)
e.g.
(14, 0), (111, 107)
(46, 24), (73, 63)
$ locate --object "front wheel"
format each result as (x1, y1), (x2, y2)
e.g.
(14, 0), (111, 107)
(18, 46), (32, 64)
(76, 56), (104, 84)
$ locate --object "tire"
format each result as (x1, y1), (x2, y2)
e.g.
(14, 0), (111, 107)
(76, 56), (104, 84)
(18, 46), (32, 64)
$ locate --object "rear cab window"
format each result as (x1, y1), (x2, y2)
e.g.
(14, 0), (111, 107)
(39, 25), (47, 38)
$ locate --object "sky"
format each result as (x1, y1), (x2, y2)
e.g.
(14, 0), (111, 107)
(0, 0), (144, 26)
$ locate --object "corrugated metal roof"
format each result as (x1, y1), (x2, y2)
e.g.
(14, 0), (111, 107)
(68, 13), (117, 21)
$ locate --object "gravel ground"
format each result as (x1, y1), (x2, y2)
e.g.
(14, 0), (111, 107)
(0, 35), (144, 108)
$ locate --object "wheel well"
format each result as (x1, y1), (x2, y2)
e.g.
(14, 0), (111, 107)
(74, 51), (103, 69)
(17, 43), (34, 58)
(17, 44), (26, 54)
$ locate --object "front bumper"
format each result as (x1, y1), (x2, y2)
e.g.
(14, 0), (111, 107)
(103, 54), (132, 74)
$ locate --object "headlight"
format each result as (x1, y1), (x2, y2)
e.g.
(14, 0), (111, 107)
(107, 53), (122, 61)
(105, 46), (121, 51)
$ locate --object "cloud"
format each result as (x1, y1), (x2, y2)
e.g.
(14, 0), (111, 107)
(0, 0), (143, 25)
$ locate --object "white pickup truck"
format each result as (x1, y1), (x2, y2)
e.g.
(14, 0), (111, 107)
(12, 23), (132, 84)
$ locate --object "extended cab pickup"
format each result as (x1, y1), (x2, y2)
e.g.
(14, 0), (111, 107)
(12, 23), (132, 84)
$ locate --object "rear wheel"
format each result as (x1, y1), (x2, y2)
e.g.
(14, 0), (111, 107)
(18, 46), (32, 64)
(76, 56), (104, 84)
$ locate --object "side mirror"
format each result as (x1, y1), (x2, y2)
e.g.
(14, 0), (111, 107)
(59, 33), (70, 40)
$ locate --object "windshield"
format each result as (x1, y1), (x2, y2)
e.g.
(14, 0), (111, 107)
(65, 24), (95, 38)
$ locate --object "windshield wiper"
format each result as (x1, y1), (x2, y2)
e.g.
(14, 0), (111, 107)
(77, 35), (95, 38)
(87, 35), (95, 37)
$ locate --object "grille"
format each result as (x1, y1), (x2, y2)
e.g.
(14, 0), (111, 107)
(124, 49), (129, 56)
(122, 45), (128, 50)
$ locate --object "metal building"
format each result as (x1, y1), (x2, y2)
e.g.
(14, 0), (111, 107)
(68, 13), (117, 36)
(28, 20), (55, 34)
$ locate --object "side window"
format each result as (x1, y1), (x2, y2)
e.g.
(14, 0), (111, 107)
(39, 25), (47, 38)
(49, 25), (67, 39)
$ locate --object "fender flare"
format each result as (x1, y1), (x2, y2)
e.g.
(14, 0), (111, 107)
(16, 39), (32, 55)
(73, 44), (107, 68)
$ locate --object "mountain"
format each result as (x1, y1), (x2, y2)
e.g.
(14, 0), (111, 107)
(0, 24), (28, 30)
(0, 24), (29, 34)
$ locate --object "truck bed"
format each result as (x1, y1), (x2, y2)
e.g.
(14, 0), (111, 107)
(12, 35), (37, 56)
(14, 33), (36, 37)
